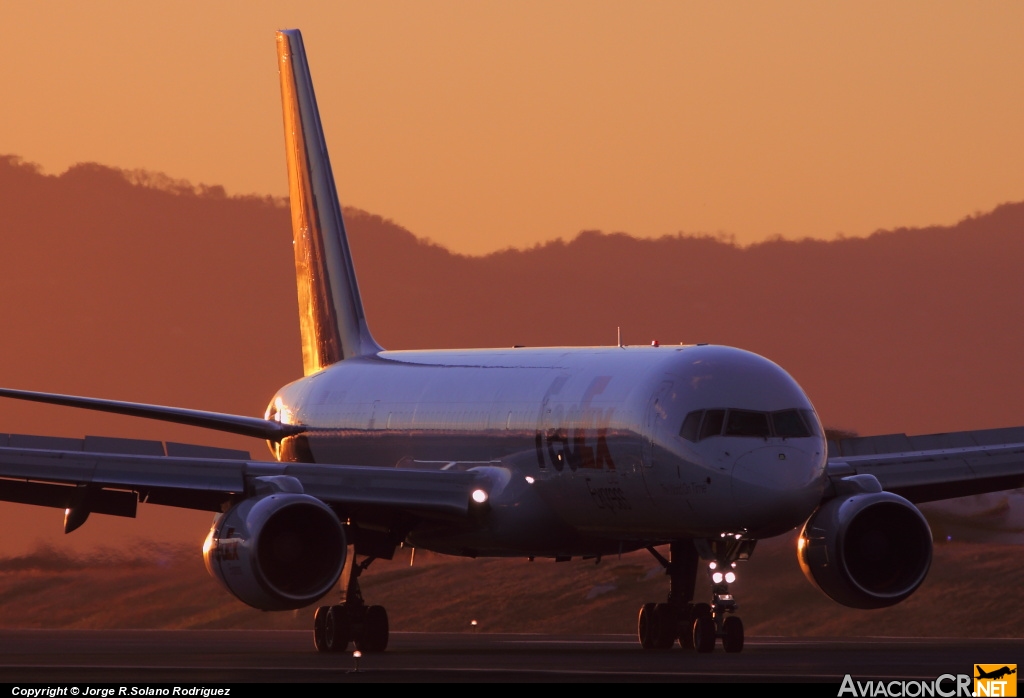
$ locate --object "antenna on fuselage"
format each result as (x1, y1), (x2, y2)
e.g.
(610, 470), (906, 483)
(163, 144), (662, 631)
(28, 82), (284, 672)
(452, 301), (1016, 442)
(277, 29), (383, 376)
(617, 326), (622, 348)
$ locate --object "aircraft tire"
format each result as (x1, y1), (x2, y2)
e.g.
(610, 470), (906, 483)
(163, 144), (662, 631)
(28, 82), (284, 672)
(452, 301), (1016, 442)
(722, 616), (744, 653)
(324, 605), (351, 652)
(313, 605), (331, 652)
(357, 605), (389, 653)
(693, 614), (716, 654)
(653, 603), (677, 649)
(677, 604), (696, 650)
(637, 603), (660, 650)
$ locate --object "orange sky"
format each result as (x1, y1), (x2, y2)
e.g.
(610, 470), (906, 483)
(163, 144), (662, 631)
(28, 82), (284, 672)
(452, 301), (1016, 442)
(3, 2), (1023, 254)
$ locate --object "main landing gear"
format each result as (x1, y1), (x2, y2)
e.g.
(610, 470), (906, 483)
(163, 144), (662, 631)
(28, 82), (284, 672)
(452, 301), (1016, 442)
(313, 553), (389, 653)
(637, 537), (754, 653)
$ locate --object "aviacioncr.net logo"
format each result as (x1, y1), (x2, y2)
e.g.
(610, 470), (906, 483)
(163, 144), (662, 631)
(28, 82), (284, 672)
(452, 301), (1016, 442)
(838, 674), (972, 697)
(974, 665), (1017, 697)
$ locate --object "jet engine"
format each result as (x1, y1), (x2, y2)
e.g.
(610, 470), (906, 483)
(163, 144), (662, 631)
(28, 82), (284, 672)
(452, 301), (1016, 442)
(203, 493), (346, 611)
(798, 489), (932, 609)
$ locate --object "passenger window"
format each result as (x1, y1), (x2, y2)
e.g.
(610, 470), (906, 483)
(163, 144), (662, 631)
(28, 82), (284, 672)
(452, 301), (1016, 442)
(725, 409), (771, 438)
(679, 411), (703, 441)
(772, 409), (811, 438)
(699, 409), (726, 440)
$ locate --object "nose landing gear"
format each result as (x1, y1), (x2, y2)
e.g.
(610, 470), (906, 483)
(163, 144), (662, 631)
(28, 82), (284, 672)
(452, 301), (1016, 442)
(637, 536), (754, 653)
(692, 571), (743, 653)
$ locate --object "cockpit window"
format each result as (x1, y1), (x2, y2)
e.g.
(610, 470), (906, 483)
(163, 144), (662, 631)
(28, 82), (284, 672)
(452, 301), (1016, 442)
(698, 409), (725, 440)
(725, 409), (771, 438)
(772, 409), (812, 438)
(679, 410), (703, 441)
(800, 409), (821, 436)
(679, 407), (815, 442)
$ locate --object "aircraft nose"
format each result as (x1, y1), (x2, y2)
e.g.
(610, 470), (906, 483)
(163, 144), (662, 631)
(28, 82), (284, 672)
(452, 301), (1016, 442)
(731, 445), (826, 535)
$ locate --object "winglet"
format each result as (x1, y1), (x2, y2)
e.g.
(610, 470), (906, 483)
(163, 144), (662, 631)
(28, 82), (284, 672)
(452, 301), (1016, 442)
(277, 29), (382, 375)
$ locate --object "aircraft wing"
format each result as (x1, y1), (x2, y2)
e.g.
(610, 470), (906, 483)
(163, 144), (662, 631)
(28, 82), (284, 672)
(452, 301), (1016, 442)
(0, 433), (488, 531)
(0, 387), (300, 440)
(825, 426), (1024, 504)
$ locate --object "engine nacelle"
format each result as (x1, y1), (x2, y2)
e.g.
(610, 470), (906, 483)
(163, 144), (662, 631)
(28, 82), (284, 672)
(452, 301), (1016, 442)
(798, 490), (932, 609)
(203, 493), (346, 611)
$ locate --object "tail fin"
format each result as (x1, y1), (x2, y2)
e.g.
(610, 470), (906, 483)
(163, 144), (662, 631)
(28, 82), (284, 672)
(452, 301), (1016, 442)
(276, 29), (382, 375)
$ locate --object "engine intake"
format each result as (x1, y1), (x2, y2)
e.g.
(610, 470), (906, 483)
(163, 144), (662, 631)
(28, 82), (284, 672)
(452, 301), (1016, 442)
(798, 491), (932, 609)
(204, 493), (346, 611)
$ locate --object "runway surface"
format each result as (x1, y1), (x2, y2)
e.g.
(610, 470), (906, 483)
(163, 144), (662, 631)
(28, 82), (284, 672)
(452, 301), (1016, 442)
(0, 630), (1019, 683)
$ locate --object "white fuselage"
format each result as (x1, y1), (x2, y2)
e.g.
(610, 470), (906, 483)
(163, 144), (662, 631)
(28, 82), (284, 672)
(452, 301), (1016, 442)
(268, 344), (828, 557)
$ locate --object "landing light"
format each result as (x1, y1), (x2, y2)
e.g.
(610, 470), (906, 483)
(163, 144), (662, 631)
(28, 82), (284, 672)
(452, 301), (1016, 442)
(711, 570), (737, 585)
(525, 476), (535, 484)
(472, 489), (488, 504)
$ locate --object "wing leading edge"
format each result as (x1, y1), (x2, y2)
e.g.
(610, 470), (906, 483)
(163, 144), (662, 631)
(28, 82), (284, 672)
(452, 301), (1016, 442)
(825, 426), (1024, 504)
(0, 387), (301, 441)
(0, 433), (488, 533)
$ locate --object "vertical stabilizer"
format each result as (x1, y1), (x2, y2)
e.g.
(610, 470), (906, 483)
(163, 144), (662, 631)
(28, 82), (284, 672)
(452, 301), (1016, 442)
(277, 29), (382, 375)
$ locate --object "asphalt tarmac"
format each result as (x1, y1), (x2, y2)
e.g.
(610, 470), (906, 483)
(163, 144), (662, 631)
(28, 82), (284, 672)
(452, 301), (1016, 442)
(0, 630), (1018, 684)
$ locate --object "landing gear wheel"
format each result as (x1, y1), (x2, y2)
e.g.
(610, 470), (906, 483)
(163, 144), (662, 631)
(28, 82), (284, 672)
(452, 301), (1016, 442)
(693, 613), (716, 653)
(677, 604), (695, 650)
(313, 605), (331, 652)
(639, 540), (710, 652)
(324, 605), (352, 653)
(638, 603), (659, 650)
(638, 603), (677, 650)
(722, 616), (744, 653)
(653, 603), (678, 649)
(357, 605), (389, 653)
(634, 597), (667, 646)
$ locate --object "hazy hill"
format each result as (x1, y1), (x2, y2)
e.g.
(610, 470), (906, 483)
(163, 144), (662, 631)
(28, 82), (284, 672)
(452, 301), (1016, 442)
(0, 154), (1022, 551)
(3, 155), (1022, 443)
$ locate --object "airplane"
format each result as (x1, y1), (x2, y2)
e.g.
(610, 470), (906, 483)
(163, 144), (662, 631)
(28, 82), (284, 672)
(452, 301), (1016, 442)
(976, 667), (1017, 681)
(2, 28), (1024, 655)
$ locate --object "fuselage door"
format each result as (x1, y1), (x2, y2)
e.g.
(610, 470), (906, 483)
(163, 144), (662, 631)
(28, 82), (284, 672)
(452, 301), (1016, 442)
(644, 380), (675, 471)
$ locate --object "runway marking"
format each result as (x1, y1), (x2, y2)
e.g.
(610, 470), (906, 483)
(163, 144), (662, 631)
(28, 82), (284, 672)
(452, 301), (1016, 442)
(0, 655), (856, 677)
(2, 631), (1019, 683)
(495, 639), (631, 645)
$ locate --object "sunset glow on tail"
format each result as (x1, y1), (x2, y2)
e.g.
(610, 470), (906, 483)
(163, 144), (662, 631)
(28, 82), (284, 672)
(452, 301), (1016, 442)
(277, 29), (382, 375)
